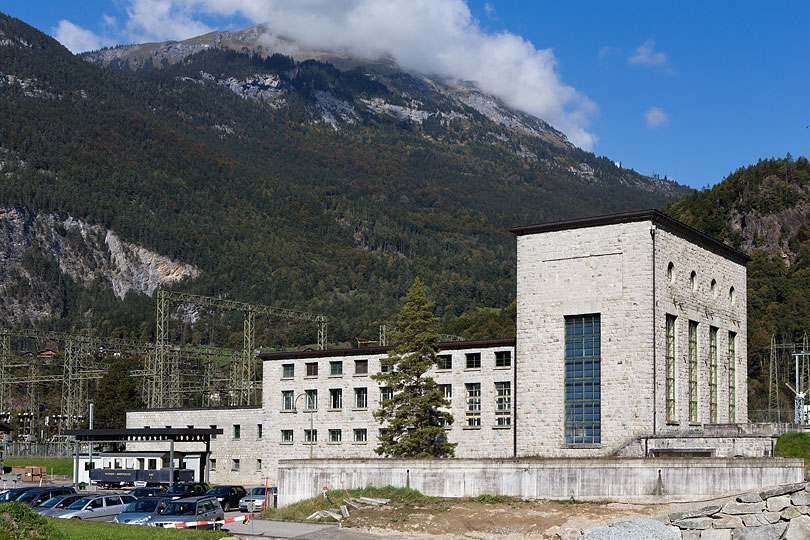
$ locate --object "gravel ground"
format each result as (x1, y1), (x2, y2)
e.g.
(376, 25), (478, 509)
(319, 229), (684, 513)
(577, 518), (681, 540)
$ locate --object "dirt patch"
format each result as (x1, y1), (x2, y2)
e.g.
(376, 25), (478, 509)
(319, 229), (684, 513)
(342, 498), (664, 539)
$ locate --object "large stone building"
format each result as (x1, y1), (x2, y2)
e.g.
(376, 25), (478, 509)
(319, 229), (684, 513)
(126, 210), (749, 485)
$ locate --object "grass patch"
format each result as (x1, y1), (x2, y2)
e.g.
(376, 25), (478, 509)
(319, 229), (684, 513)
(0, 502), (64, 540)
(4, 458), (74, 476)
(48, 517), (229, 539)
(263, 486), (432, 521)
(475, 494), (511, 504)
(775, 432), (810, 470)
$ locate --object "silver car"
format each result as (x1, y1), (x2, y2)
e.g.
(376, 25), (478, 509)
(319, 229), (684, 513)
(145, 495), (224, 529)
(51, 494), (137, 520)
(35, 494), (86, 516)
(113, 496), (171, 525)
(238, 486), (276, 512)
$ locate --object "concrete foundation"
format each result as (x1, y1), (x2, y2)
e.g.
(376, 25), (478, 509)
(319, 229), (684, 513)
(277, 457), (805, 507)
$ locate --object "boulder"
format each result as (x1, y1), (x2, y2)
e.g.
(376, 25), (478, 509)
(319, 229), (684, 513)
(721, 502), (765, 515)
(782, 506), (802, 520)
(673, 517), (713, 530)
(759, 483), (806, 499)
(732, 522), (787, 540)
(712, 515), (743, 528)
(784, 515), (810, 540)
(765, 495), (791, 512)
(791, 491), (810, 506)
(735, 493), (762, 503)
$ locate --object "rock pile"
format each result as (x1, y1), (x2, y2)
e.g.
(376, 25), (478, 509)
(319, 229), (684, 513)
(662, 482), (810, 539)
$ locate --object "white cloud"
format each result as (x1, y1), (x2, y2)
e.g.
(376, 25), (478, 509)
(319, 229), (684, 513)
(645, 107), (668, 129)
(53, 20), (106, 53)
(115, 0), (598, 149)
(628, 39), (670, 70)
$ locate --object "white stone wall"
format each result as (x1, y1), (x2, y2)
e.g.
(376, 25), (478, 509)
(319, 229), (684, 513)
(260, 342), (515, 484)
(515, 217), (747, 458)
(125, 407), (267, 485)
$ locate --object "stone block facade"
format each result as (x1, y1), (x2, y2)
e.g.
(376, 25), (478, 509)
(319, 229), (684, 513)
(511, 210), (748, 457)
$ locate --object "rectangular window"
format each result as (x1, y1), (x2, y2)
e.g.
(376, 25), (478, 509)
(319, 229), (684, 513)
(355, 359), (368, 375)
(306, 362), (318, 377)
(495, 381), (512, 426)
(439, 384), (452, 400)
(329, 429), (342, 442)
(233, 424), (241, 439)
(257, 459), (262, 471)
(465, 383), (481, 427)
(665, 314), (676, 422)
(354, 428), (368, 442)
(466, 353), (481, 369)
(305, 389), (318, 410)
(564, 314), (601, 445)
(688, 321), (698, 423)
(231, 459), (240, 471)
(380, 386), (393, 403)
(728, 331), (736, 422)
(210, 458), (216, 470)
(380, 360), (394, 373)
(495, 351), (511, 367)
(282, 390), (294, 411)
(210, 425), (217, 439)
(437, 355), (452, 370)
(282, 364), (294, 378)
(304, 429), (317, 443)
(281, 430), (293, 443)
(354, 387), (368, 408)
(257, 424), (262, 439)
(709, 326), (718, 423)
(329, 388), (343, 409)
(330, 361), (343, 376)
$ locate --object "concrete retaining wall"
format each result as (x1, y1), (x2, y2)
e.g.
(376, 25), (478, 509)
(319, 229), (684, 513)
(277, 458), (804, 507)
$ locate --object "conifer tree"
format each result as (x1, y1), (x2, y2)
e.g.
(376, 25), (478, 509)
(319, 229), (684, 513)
(372, 278), (456, 457)
(94, 359), (144, 428)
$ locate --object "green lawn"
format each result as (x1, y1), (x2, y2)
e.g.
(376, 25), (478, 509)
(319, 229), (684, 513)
(3, 457), (74, 476)
(775, 432), (810, 470)
(48, 518), (229, 540)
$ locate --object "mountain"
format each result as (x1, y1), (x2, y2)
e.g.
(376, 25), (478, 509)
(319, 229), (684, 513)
(665, 155), (810, 419)
(0, 13), (690, 347)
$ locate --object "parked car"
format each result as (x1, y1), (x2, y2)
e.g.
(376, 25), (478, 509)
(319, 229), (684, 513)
(205, 485), (246, 511)
(127, 487), (165, 499)
(113, 496), (171, 525)
(145, 495), (223, 529)
(14, 486), (75, 507)
(164, 482), (209, 500)
(0, 486), (37, 502)
(238, 486), (277, 512)
(50, 494), (137, 520)
(35, 494), (86, 516)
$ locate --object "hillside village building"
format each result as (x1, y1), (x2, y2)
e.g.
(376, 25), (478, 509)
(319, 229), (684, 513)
(126, 210), (750, 485)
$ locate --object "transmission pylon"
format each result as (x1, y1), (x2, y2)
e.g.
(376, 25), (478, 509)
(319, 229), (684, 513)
(0, 332), (9, 412)
(769, 335), (779, 422)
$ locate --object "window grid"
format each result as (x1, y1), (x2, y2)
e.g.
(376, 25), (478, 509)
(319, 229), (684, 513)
(564, 314), (601, 445)
(282, 364), (294, 378)
(329, 388), (343, 409)
(495, 351), (511, 367)
(688, 321), (698, 423)
(439, 384), (452, 400)
(304, 429), (317, 443)
(437, 355), (452, 370)
(355, 359), (368, 375)
(330, 361), (343, 376)
(281, 430), (293, 443)
(728, 332), (736, 422)
(465, 383), (481, 426)
(709, 326), (718, 423)
(305, 389), (318, 410)
(354, 428), (367, 442)
(380, 386), (393, 403)
(306, 362), (318, 377)
(282, 390), (294, 411)
(495, 381), (511, 426)
(354, 387), (368, 409)
(665, 315), (676, 422)
(466, 353), (481, 369)
(328, 429), (342, 442)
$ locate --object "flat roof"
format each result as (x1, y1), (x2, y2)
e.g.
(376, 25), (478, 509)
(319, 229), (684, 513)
(509, 209), (749, 264)
(65, 428), (222, 442)
(259, 337), (515, 361)
(126, 405), (261, 413)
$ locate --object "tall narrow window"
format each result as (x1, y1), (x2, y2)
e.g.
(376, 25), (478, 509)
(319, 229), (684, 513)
(465, 383), (481, 427)
(565, 314), (601, 445)
(354, 387), (368, 408)
(305, 389), (318, 410)
(709, 326), (718, 423)
(282, 390), (294, 411)
(665, 315), (676, 422)
(728, 331), (736, 422)
(380, 386), (393, 403)
(439, 384), (452, 401)
(329, 388), (342, 409)
(688, 321), (698, 423)
(495, 382), (511, 426)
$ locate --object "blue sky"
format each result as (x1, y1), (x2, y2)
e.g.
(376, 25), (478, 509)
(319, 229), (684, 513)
(4, 1), (809, 189)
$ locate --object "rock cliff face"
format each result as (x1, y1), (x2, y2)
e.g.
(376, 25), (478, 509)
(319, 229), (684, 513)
(0, 206), (199, 324)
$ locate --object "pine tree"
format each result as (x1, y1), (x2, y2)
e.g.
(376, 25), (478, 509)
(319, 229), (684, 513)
(372, 278), (456, 457)
(94, 359), (144, 428)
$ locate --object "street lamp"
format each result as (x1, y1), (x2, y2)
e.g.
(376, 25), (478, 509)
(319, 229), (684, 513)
(292, 393), (315, 459)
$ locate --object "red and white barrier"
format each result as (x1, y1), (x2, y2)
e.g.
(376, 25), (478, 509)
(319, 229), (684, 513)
(161, 513), (256, 528)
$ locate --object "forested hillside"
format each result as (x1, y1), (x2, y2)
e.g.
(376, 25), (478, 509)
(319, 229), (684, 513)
(0, 13), (689, 348)
(666, 156), (810, 418)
